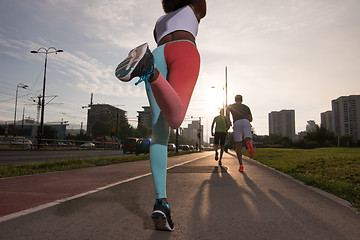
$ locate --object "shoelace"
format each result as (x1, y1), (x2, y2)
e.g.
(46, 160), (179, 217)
(134, 64), (155, 91)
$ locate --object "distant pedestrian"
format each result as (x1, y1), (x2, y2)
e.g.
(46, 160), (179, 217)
(211, 108), (230, 165)
(227, 95), (254, 172)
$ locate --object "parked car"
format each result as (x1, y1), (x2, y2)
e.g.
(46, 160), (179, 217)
(136, 138), (151, 155)
(80, 142), (96, 149)
(122, 137), (139, 154)
(181, 144), (190, 151)
(167, 143), (176, 152)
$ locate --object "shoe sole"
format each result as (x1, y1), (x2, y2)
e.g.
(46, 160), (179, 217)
(152, 211), (174, 231)
(115, 43), (148, 82)
(246, 142), (254, 157)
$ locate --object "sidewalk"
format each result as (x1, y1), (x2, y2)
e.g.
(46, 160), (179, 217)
(1, 151), (360, 240)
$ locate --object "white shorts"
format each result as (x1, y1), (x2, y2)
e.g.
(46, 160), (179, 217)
(233, 119), (252, 142)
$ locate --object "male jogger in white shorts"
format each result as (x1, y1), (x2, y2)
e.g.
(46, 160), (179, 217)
(227, 95), (254, 172)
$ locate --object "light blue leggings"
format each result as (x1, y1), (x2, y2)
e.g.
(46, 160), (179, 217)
(146, 40), (199, 199)
(146, 44), (169, 199)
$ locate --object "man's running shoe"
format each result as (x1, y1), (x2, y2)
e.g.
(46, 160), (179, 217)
(215, 151), (218, 161)
(115, 43), (155, 82)
(246, 141), (254, 157)
(151, 199), (174, 231)
(218, 160), (222, 166)
(239, 165), (244, 172)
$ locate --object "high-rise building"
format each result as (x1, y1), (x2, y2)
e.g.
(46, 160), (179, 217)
(268, 109), (296, 140)
(331, 95), (360, 140)
(137, 106), (152, 128)
(86, 104), (126, 136)
(182, 120), (202, 142)
(320, 110), (333, 132)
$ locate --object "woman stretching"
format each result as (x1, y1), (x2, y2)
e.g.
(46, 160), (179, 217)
(115, 0), (206, 231)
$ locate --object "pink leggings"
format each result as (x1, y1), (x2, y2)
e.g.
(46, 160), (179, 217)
(149, 40), (200, 129)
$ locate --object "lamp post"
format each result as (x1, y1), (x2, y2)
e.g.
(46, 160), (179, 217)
(199, 116), (202, 151)
(31, 47), (63, 148)
(14, 83), (28, 135)
(225, 66), (228, 109)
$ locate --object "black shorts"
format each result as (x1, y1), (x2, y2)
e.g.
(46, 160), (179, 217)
(214, 132), (227, 146)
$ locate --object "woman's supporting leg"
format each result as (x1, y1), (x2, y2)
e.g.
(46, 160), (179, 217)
(147, 45), (169, 199)
(147, 88), (169, 199)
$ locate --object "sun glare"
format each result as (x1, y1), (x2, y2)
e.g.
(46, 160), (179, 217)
(206, 87), (225, 112)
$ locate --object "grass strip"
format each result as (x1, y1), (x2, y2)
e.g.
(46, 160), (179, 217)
(252, 148), (360, 209)
(0, 151), (195, 179)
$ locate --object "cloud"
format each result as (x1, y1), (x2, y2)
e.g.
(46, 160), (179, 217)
(40, 0), (161, 49)
(1, 0), (360, 135)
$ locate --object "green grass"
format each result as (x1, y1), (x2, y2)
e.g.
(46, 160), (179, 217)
(0, 151), (195, 179)
(3, 148), (360, 210)
(252, 148), (360, 209)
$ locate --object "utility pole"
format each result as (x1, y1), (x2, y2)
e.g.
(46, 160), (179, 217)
(225, 66), (228, 109)
(31, 47), (63, 148)
(198, 117), (202, 151)
(176, 128), (179, 153)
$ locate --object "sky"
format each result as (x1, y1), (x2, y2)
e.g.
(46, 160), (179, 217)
(0, 0), (359, 141)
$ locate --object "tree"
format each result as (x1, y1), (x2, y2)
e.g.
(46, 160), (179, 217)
(338, 135), (355, 147)
(135, 124), (151, 138)
(304, 125), (336, 147)
(262, 134), (293, 148)
(117, 120), (135, 142)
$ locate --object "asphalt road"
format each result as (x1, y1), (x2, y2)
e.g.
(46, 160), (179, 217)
(0, 150), (126, 166)
(0, 151), (359, 239)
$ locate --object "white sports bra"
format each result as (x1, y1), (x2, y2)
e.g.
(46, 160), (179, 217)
(154, 5), (199, 44)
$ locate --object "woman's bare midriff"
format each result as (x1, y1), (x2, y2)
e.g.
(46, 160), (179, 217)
(157, 30), (196, 46)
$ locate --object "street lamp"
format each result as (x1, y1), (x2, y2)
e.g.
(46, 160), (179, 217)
(13, 83), (28, 135)
(31, 47), (63, 148)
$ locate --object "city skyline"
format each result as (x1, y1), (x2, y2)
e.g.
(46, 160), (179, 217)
(1, 0), (360, 137)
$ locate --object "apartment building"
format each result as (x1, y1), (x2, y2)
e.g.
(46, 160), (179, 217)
(320, 110), (333, 132)
(331, 95), (360, 140)
(86, 104), (126, 135)
(182, 120), (202, 142)
(268, 109), (296, 140)
(137, 106), (152, 129)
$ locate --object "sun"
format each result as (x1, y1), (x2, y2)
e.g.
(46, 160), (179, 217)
(209, 86), (225, 109)
(200, 86), (225, 116)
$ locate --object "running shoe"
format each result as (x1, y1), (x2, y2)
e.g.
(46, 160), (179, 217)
(218, 160), (222, 166)
(246, 141), (254, 157)
(115, 43), (155, 82)
(215, 151), (218, 161)
(151, 199), (174, 231)
(239, 165), (244, 172)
